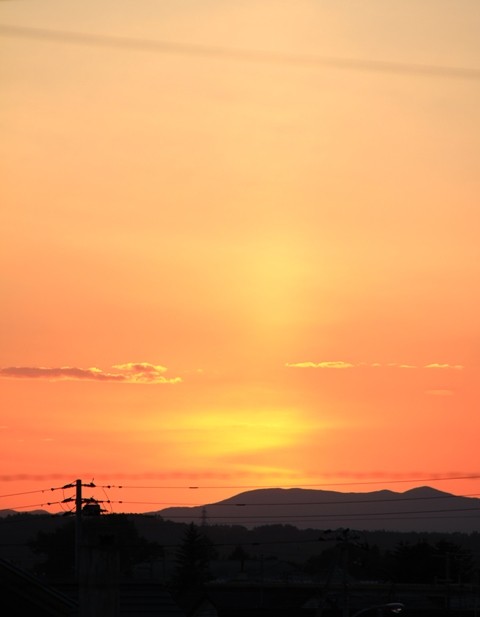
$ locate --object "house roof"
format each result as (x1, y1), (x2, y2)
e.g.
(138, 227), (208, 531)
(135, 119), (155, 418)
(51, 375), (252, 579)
(0, 557), (78, 617)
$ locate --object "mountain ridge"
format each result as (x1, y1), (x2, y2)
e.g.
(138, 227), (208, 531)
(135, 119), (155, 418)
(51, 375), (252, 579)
(154, 486), (480, 533)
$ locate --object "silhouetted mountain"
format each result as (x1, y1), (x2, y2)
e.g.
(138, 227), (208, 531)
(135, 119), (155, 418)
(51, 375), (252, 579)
(0, 509), (48, 518)
(155, 486), (480, 533)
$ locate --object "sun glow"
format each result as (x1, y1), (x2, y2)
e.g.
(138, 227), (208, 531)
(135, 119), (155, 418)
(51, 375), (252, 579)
(172, 409), (304, 457)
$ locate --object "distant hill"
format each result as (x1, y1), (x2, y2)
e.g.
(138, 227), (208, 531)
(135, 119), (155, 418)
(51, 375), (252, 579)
(155, 486), (480, 533)
(0, 509), (49, 518)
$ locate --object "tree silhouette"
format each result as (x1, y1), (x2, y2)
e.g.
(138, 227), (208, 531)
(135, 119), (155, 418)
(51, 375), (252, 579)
(174, 523), (216, 591)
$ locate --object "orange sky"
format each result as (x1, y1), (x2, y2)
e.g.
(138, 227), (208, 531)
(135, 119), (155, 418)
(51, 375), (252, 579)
(1, 0), (480, 516)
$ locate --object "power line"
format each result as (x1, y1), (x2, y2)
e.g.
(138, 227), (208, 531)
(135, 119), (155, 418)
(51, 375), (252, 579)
(0, 483), (76, 499)
(81, 492), (480, 510)
(3, 501), (64, 510)
(2, 474), (480, 513)
(2, 475), (480, 511)
(0, 489), (55, 499)
(113, 503), (480, 520)
(6, 500), (477, 518)
(129, 492), (480, 508)
(101, 485), (114, 514)
(2, 503), (479, 525)
(1, 23), (480, 81)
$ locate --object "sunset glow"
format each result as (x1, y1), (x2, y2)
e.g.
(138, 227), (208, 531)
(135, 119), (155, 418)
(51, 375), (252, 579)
(1, 0), (480, 514)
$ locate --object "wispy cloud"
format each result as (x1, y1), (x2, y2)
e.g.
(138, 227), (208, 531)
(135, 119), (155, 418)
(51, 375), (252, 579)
(0, 363), (181, 384)
(286, 361), (354, 369)
(424, 363), (463, 370)
(386, 363), (416, 369)
(286, 361), (464, 370)
(425, 389), (455, 396)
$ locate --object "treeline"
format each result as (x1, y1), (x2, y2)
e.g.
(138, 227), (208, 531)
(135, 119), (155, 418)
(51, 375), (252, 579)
(2, 512), (480, 586)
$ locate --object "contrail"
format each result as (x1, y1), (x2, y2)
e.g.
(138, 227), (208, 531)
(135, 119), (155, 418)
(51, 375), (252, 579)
(1, 23), (480, 81)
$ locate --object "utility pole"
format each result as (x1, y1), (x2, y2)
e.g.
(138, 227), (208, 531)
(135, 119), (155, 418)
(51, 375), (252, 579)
(75, 479), (83, 580)
(65, 479), (95, 579)
(315, 528), (359, 617)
